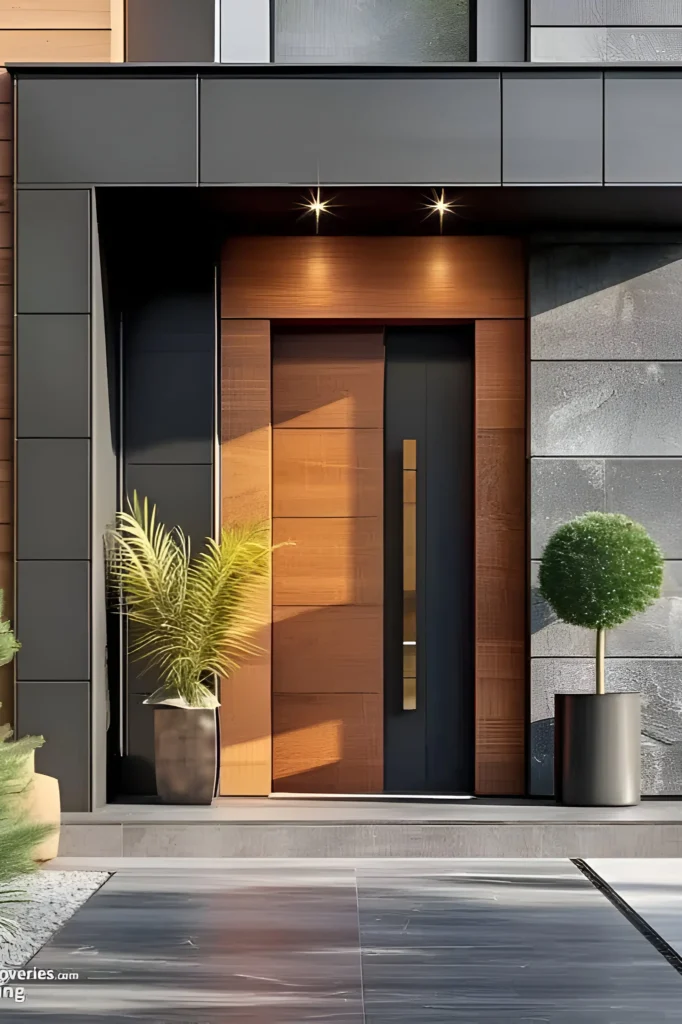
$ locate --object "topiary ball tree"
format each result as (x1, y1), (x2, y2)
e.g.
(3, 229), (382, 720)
(539, 512), (664, 695)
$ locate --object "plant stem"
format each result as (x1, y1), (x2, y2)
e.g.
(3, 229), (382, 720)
(596, 627), (606, 695)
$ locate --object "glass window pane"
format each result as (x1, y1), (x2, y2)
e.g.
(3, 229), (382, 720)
(274, 0), (470, 63)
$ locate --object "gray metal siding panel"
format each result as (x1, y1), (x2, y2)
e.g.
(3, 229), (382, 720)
(124, 464), (213, 553)
(605, 72), (682, 183)
(16, 561), (90, 681)
(477, 0), (526, 61)
(17, 682), (90, 812)
(17, 78), (198, 185)
(17, 440), (90, 560)
(532, 1), (682, 25)
(125, 350), (214, 465)
(127, 0), (215, 62)
(200, 76), (501, 185)
(17, 315), (90, 438)
(17, 190), (90, 314)
(503, 72), (603, 184)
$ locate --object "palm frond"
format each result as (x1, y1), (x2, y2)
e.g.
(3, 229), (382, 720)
(108, 495), (274, 707)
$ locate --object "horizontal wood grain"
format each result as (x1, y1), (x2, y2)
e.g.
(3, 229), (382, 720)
(273, 692), (382, 792)
(0, 355), (12, 417)
(272, 333), (385, 429)
(0, 251), (10, 283)
(273, 428), (382, 519)
(219, 320), (272, 796)
(0, 213), (11, 248)
(273, 517), (382, 606)
(0, 70), (10, 102)
(273, 605), (382, 694)
(0, 480), (11, 524)
(0, 419), (10, 462)
(475, 319), (526, 429)
(0, 104), (10, 141)
(0, 1), (109, 29)
(221, 320), (271, 525)
(0, 28), (110, 62)
(475, 320), (526, 797)
(222, 237), (525, 320)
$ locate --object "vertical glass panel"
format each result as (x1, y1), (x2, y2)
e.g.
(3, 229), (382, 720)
(275, 0), (470, 63)
(403, 439), (417, 712)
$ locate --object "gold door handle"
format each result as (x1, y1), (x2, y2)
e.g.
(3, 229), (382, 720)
(403, 439), (417, 711)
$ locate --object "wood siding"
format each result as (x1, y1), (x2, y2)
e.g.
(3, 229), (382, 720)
(474, 319), (527, 795)
(0, 0), (119, 727)
(222, 237), (525, 321)
(219, 320), (272, 796)
(272, 332), (385, 793)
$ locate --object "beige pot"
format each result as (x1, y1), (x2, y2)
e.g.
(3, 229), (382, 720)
(12, 771), (61, 862)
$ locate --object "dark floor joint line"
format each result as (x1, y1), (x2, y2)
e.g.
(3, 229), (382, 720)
(574, 859), (682, 978)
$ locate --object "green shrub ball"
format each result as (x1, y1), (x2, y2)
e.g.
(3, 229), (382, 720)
(538, 512), (664, 631)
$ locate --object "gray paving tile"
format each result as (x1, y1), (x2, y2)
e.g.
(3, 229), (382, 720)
(357, 862), (682, 1022)
(587, 858), (682, 959)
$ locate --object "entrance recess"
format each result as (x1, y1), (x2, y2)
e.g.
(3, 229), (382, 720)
(384, 328), (474, 793)
(219, 236), (526, 797)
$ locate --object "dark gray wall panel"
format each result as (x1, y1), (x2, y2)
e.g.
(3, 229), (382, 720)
(530, 658), (682, 797)
(532, 26), (682, 61)
(531, 362), (682, 456)
(274, 0), (470, 63)
(127, 0), (215, 62)
(606, 74), (682, 182)
(125, 350), (214, 464)
(532, 560), (682, 657)
(124, 464), (213, 553)
(200, 76), (501, 184)
(16, 561), (90, 681)
(17, 315), (90, 438)
(17, 440), (90, 560)
(17, 190), (90, 314)
(530, 244), (682, 360)
(16, 682), (90, 811)
(532, 1), (682, 25)
(477, 0), (525, 60)
(503, 73), (602, 184)
(17, 78), (197, 185)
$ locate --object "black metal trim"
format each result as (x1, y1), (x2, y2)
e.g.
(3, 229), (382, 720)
(574, 859), (682, 978)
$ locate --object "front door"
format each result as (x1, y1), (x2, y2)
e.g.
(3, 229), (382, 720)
(384, 327), (475, 793)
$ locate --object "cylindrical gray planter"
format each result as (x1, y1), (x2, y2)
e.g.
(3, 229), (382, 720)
(555, 693), (641, 807)
(153, 707), (218, 805)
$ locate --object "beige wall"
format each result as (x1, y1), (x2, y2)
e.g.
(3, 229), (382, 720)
(0, 0), (122, 726)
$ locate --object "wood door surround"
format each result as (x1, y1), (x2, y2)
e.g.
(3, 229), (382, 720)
(220, 236), (526, 797)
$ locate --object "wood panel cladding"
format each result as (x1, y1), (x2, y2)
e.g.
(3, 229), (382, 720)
(222, 237), (525, 321)
(219, 321), (272, 796)
(272, 331), (384, 793)
(0, 2), (109, 28)
(474, 319), (527, 796)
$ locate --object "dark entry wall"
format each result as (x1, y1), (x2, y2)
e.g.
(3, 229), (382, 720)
(97, 193), (216, 796)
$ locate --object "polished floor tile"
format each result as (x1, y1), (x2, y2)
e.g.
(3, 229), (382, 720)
(2, 859), (681, 1022)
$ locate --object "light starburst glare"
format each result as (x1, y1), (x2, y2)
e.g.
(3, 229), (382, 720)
(422, 188), (460, 234)
(295, 187), (339, 234)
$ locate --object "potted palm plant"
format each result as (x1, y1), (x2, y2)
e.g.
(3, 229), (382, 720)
(539, 512), (664, 807)
(108, 496), (271, 805)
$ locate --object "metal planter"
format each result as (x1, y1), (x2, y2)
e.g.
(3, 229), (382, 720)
(555, 692), (641, 807)
(153, 706), (218, 805)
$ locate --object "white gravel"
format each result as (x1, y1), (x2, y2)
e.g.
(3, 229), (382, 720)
(0, 870), (109, 967)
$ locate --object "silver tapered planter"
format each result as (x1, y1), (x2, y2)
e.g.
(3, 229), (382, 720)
(555, 693), (641, 807)
(153, 707), (218, 805)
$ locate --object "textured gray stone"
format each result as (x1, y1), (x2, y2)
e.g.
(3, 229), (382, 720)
(532, 560), (682, 658)
(531, 362), (682, 457)
(531, 658), (682, 796)
(530, 458), (606, 557)
(606, 459), (682, 557)
(532, 26), (682, 62)
(530, 244), (682, 359)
